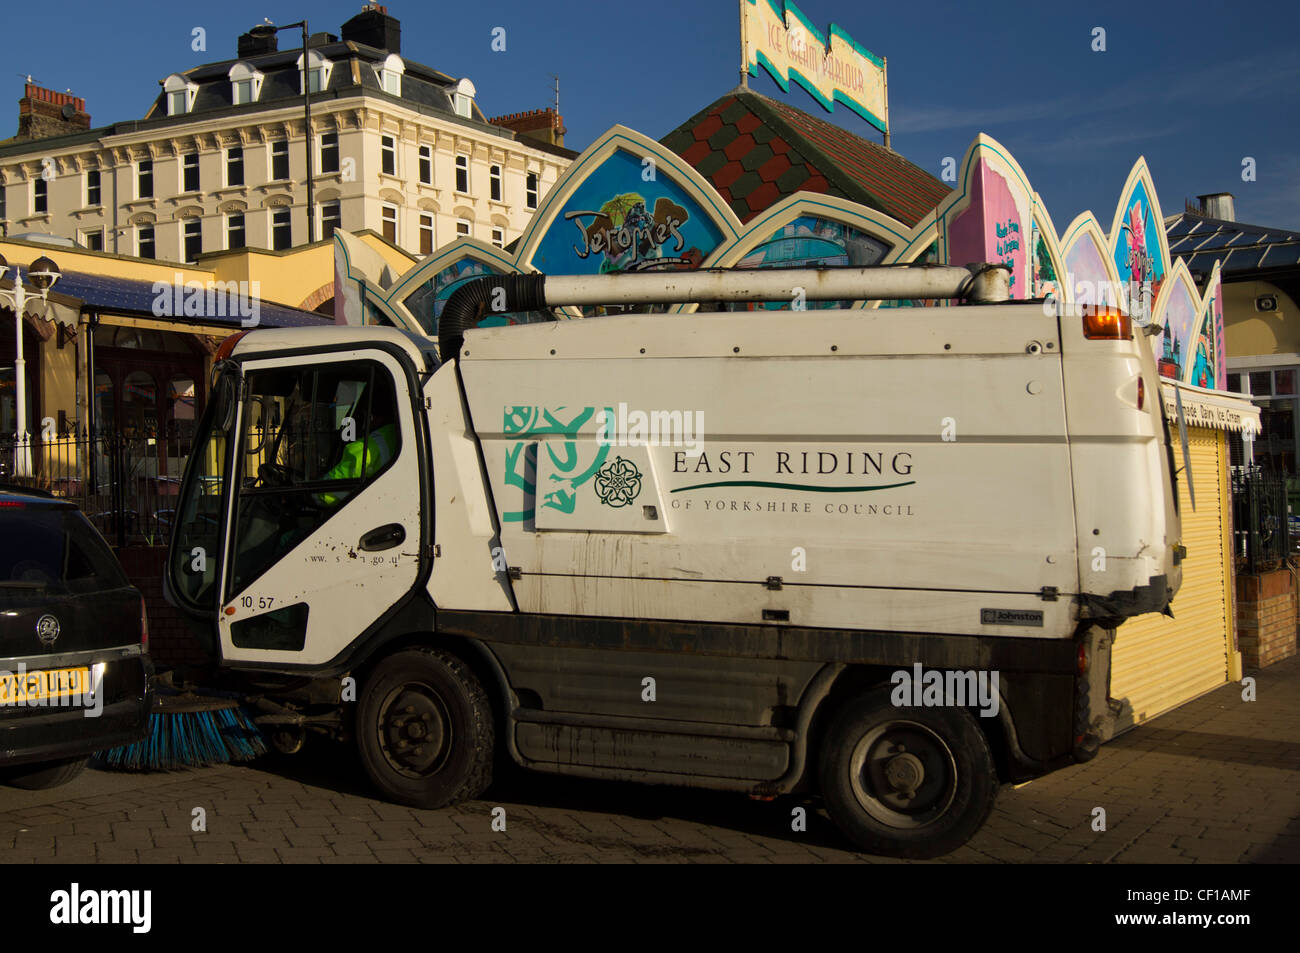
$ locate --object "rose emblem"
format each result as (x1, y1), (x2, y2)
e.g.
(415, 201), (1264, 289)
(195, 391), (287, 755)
(593, 456), (642, 508)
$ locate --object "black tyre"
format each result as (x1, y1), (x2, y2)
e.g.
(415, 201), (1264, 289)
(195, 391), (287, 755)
(819, 687), (999, 858)
(356, 647), (493, 808)
(2, 757), (89, 790)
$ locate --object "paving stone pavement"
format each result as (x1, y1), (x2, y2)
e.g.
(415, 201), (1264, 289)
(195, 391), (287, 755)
(2, 656), (1296, 864)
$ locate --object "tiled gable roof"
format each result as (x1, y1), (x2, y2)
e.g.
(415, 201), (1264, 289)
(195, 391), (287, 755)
(661, 88), (949, 226)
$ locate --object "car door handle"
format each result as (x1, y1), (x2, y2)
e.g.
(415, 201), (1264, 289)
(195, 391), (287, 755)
(359, 523), (405, 552)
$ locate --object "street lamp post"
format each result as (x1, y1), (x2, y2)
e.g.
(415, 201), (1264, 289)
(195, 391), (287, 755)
(257, 19), (315, 243)
(0, 253), (61, 477)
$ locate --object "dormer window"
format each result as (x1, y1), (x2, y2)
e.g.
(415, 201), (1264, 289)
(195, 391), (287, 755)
(375, 53), (404, 96)
(452, 78), (476, 119)
(163, 73), (198, 115)
(229, 62), (264, 105)
(298, 50), (334, 94)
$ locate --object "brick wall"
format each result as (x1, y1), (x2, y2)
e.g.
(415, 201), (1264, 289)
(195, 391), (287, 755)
(1235, 568), (1298, 670)
(115, 546), (209, 669)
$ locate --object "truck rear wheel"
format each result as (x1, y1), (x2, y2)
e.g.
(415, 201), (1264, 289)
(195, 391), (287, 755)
(819, 687), (998, 858)
(357, 647), (493, 809)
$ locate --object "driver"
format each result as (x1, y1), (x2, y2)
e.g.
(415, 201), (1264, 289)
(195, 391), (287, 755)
(315, 388), (399, 506)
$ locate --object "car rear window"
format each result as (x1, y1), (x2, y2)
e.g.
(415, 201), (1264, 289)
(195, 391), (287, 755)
(0, 506), (130, 593)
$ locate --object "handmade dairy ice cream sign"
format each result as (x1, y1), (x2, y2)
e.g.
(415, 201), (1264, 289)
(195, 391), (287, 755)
(742, 0), (888, 134)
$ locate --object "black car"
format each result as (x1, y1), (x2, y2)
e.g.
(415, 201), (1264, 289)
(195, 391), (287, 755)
(0, 485), (151, 788)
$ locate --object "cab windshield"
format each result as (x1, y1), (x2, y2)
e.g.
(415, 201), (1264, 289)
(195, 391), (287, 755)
(168, 368), (236, 610)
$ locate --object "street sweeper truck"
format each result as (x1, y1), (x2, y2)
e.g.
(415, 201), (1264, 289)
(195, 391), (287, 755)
(162, 263), (1182, 857)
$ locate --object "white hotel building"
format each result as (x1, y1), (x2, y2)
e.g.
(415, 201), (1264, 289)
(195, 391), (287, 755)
(0, 3), (574, 266)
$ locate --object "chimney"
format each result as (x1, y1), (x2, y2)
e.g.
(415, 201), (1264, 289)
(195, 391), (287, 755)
(341, 3), (400, 53)
(1198, 192), (1235, 222)
(489, 108), (567, 148)
(16, 82), (91, 140)
(238, 24), (279, 58)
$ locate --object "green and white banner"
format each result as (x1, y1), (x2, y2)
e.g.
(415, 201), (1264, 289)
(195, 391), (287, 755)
(742, 0), (888, 134)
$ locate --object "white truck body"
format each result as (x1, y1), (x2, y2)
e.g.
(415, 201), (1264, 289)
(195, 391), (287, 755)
(165, 266), (1182, 857)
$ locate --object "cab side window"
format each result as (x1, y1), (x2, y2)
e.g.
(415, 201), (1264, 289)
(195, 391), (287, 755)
(229, 361), (400, 597)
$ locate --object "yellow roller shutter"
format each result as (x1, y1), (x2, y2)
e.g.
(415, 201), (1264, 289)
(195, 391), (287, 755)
(1110, 428), (1230, 729)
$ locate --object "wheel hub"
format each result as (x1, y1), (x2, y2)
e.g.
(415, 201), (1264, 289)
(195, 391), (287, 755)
(883, 750), (925, 796)
(848, 721), (958, 829)
(378, 686), (450, 778)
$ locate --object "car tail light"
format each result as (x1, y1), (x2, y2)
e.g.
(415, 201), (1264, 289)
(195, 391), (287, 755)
(0, 500), (26, 507)
(1077, 643), (1088, 675)
(1082, 307), (1132, 340)
(140, 596), (150, 649)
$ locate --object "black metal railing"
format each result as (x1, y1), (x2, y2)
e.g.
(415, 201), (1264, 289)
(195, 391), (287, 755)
(0, 431), (188, 548)
(1232, 466), (1292, 573)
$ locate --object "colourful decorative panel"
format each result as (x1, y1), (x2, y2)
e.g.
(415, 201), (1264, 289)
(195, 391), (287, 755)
(529, 148), (724, 278)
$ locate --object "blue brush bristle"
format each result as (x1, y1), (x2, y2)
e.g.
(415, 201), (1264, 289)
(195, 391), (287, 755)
(93, 706), (267, 771)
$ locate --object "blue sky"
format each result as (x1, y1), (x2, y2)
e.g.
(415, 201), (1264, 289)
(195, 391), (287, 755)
(10, 0), (1299, 230)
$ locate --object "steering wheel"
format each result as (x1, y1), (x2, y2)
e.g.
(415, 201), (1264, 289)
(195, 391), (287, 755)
(258, 463), (296, 488)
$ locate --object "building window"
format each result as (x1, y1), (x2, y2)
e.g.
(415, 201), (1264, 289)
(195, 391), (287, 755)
(81, 228), (104, 252)
(164, 74), (196, 115)
(381, 135), (396, 176)
(452, 78), (476, 119)
(375, 53), (405, 95)
(182, 153), (199, 193)
(491, 227), (504, 249)
(381, 204), (397, 243)
(229, 62), (264, 105)
(271, 140), (289, 181)
(419, 214), (434, 255)
(183, 219), (202, 261)
(1239, 366), (1299, 473)
(490, 164), (502, 202)
(455, 155), (469, 194)
(320, 132), (339, 174)
(226, 146), (244, 187)
(272, 207), (292, 250)
(525, 172), (538, 209)
(138, 224), (155, 259)
(86, 169), (101, 206)
(298, 51), (333, 94)
(33, 178), (47, 214)
(321, 200), (341, 240)
(418, 145), (432, 184)
(456, 218), (470, 238)
(138, 159), (153, 199)
(227, 212), (245, 250)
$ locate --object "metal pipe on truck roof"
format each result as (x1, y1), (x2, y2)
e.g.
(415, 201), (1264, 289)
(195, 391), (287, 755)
(541, 264), (1007, 307)
(436, 263), (1010, 361)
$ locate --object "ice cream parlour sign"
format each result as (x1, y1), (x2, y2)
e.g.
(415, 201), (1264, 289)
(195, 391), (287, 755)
(742, 0), (889, 133)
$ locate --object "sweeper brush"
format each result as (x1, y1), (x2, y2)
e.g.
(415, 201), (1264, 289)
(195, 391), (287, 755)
(93, 690), (267, 770)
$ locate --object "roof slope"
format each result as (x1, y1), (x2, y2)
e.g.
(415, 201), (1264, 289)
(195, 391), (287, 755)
(661, 88), (950, 227)
(1165, 212), (1300, 280)
(50, 271), (329, 328)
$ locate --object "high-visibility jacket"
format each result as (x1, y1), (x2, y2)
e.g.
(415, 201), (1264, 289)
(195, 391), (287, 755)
(317, 423), (398, 505)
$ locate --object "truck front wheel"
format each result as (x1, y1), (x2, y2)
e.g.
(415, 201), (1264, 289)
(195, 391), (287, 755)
(357, 647), (493, 809)
(819, 687), (999, 858)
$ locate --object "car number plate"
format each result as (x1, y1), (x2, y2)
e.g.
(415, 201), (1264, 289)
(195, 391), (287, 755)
(0, 667), (91, 704)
